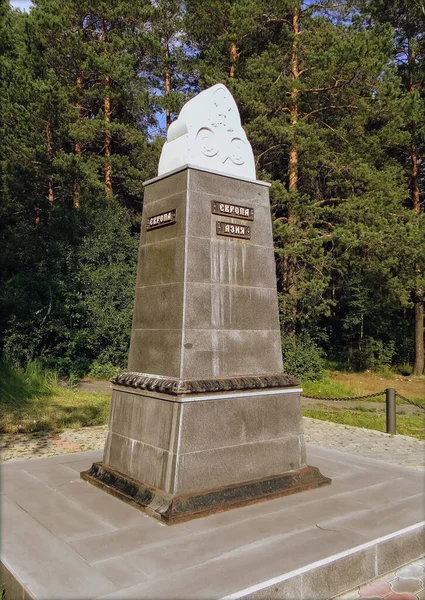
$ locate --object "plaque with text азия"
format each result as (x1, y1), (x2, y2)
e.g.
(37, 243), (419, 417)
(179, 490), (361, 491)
(216, 221), (251, 240)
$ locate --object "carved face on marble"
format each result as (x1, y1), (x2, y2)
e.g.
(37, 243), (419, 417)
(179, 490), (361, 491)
(158, 84), (256, 180)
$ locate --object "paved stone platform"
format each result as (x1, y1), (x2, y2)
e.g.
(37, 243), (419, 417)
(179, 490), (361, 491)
(1, 446), (424, 600)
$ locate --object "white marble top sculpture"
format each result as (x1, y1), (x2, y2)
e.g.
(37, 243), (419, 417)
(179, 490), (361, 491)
(158, 84), (256, 180)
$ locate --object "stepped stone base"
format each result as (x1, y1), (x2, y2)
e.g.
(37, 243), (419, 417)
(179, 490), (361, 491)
(81, 462), (331, 525)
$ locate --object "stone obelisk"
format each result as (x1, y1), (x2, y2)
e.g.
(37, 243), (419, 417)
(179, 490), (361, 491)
(81, 84), (330, 524)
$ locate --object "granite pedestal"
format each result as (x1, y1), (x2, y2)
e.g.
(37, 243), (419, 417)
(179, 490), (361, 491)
(82, 166), (330, 522)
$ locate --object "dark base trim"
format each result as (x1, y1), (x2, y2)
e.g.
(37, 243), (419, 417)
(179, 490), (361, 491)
(111, 372), (300, 395)
(81, 462), (331, 525)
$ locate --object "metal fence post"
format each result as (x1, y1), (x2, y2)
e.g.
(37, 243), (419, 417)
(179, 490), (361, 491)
(386, 388), (396, 434)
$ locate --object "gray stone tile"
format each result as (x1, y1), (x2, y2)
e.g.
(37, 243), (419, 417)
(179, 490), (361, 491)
(97, 526), (369, 600)
(127, 328), (182, 377)
(178, 392), (303, 453)
(69, 520), (190, 564)
(317, 493), (425, 538)
(302, 549), (376, 600)
(1, 496), (117, 599)
(57, 480), (148, 529)
(144, 169), (188, 204)
(134, 235), (185, 288)
(377, 524), (425, 574)
(126, 494), (373, 579)
(107, 391), (180, 452)
(188, 168), (270, 205)
(91, 557), (149, 589)
(180, 328), (283, 379)
(175, 435), (305, 494)
(1, 469), (45, 496)
(105, 431), (177, 493)
(184, 283), (280, 331)
(186, 236), (278, 288)
(218, 329), (283, 376)
(331, 477), (425, 508)
(132, 283), (184, 330)
(26, 463), (82, 488)
(245, 575), (302, 600)
(4, 472), (114, 542)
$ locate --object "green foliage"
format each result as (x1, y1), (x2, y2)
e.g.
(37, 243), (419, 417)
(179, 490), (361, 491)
(0, 0), (423, 377)
(282, 333), (325, 381)
(88, 360), (120, 380)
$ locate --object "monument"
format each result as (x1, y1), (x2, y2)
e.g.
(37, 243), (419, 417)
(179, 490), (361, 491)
(81, 84), (330, 524)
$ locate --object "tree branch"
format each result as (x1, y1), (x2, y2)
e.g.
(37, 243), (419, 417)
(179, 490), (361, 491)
(302, 104), (357, 120)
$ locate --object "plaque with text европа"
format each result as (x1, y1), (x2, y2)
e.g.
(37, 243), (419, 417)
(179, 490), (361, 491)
(146, 209), (177, 231)
(216, 221), (251, 240)
(211, 201), (254, 221)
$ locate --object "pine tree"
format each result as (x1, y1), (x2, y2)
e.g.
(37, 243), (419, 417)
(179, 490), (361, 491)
(362, 0), (425, 373)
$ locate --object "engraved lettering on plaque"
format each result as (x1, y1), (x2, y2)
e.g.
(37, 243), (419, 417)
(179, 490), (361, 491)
(146, 209), (177, 231)
(211, 201), (254, 221)
(216, 221), (251, 240)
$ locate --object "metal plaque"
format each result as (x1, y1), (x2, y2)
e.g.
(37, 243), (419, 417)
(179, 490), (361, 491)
(211, 201), (254, 221)
(146, 209), (177, 231)
(216, 221), (251, 240)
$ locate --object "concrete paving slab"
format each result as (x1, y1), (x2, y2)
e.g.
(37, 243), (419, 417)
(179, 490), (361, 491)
(1, 447), (424, 600)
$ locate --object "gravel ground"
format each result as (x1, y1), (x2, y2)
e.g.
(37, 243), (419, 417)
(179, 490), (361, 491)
(304, 417), (425, 470)
(1, 417), (424, 469)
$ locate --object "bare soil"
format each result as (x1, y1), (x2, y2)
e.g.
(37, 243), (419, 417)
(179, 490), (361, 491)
(329, 371), (425, 400)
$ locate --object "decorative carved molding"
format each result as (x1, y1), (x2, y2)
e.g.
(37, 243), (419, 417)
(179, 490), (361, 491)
(111, 372), (300, 395)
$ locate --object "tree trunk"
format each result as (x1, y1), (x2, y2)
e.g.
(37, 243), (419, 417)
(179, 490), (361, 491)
(284, 5), (301, 341)
(288, 6), (300, 191)
(410, 137), (420, 214)
(73, 73), (83, 209)
(102, 20), (112, 198)
(45, 121), (54, 203)
(104, 75), (112, 197)
(229, 41), (237, 78)
(413, 298), (424, 375)
(164, 34), (171, 130)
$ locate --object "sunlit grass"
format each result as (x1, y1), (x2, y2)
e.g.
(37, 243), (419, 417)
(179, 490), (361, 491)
(303, 406), (425, 440)
(0, 361), (111, 433)
(302, 377), (357, 399)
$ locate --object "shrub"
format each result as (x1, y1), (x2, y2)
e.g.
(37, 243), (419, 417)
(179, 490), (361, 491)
(282, 333), (325, 381)
(88, 360), (120, 380)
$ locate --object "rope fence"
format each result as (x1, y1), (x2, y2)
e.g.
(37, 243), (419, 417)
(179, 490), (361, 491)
(300, 387), (425, 435)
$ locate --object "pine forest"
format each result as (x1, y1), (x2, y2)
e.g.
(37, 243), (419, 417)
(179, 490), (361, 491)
(1, 0), (424, 380)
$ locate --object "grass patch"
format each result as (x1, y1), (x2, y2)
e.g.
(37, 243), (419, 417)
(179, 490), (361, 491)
(0, 361), (111, 433)
(303, 406), (425, 440)
(302, 376), (357, 399)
